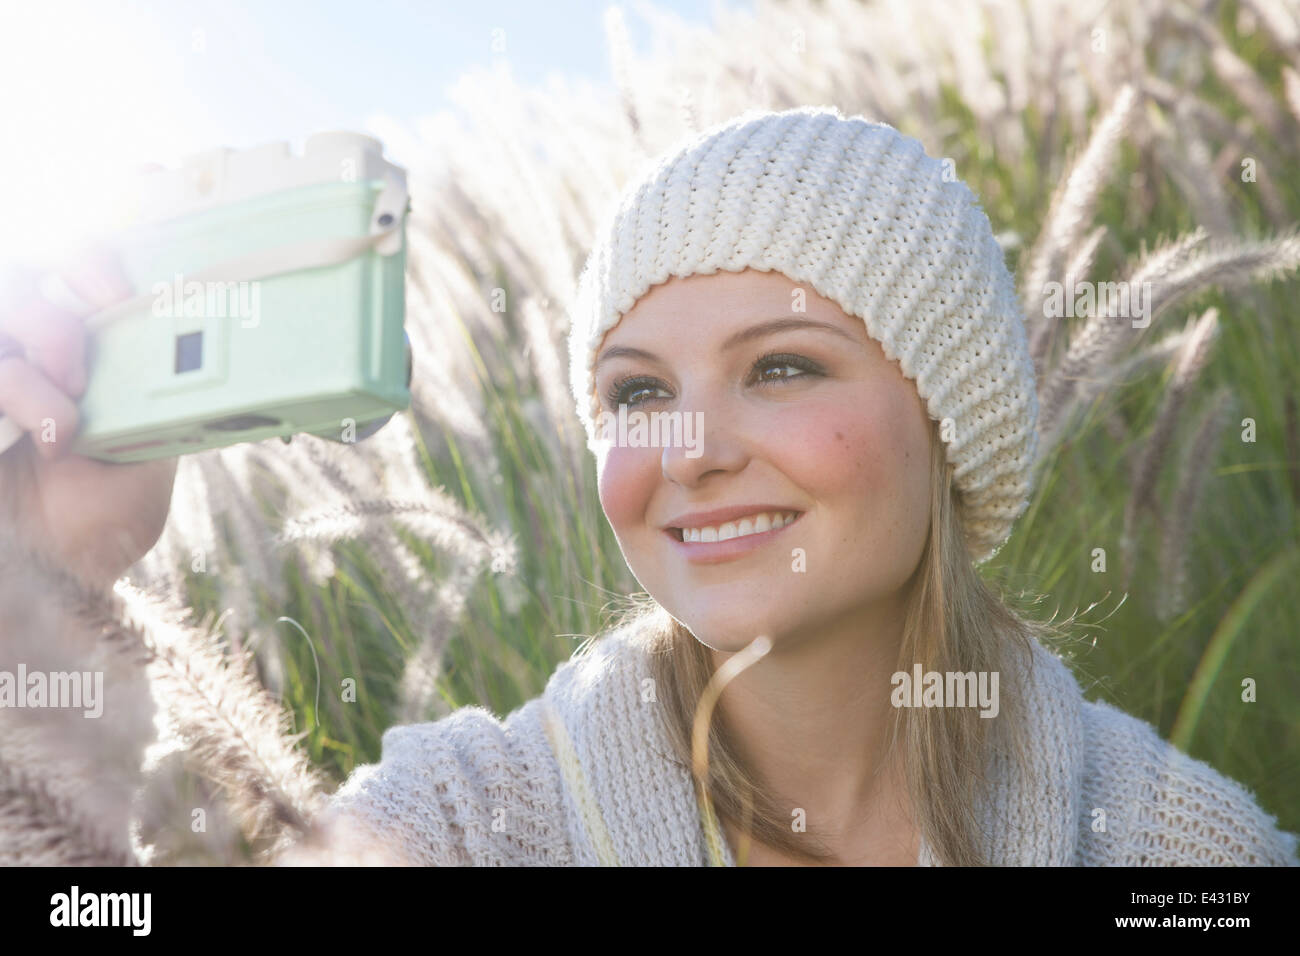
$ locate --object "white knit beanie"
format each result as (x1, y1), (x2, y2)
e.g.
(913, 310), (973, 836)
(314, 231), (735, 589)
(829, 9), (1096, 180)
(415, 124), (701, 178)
(567, 105), (1040, 565)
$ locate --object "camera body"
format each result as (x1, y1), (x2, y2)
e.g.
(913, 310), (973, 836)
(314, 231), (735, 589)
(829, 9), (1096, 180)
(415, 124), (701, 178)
(62, 132), (411, 463)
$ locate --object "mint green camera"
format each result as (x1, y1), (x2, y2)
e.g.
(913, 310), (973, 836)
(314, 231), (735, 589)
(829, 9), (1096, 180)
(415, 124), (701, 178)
(8, 132), (412, 463)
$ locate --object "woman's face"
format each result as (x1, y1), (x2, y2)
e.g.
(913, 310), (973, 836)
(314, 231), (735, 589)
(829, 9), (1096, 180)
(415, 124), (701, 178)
(592, 267), (934, 654)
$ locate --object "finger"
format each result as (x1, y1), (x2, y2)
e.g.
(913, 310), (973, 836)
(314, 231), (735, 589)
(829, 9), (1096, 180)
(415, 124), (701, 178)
(54, 240), (134, 313)
(0, 355), (80, 459)
(0, 293), (88, 398)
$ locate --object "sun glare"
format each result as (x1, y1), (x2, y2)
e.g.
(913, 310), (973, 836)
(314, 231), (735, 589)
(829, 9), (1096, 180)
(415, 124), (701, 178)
(0, 2), (198, 266)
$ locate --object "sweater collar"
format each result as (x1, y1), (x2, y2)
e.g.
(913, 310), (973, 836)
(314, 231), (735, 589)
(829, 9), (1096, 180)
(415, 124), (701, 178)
(976, 637), (1085, 865)
(542, 627), (1084, 866)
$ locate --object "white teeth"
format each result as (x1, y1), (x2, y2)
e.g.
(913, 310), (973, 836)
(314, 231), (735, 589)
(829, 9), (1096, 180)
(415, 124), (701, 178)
(679, 511), (798, 543)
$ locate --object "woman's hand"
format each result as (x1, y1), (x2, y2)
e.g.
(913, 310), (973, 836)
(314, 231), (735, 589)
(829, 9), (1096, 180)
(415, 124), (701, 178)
(0, 243), (179, 591)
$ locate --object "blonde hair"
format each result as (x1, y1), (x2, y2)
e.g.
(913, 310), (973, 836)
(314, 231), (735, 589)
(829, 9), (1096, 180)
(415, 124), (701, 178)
(604, 414), (1054, 866)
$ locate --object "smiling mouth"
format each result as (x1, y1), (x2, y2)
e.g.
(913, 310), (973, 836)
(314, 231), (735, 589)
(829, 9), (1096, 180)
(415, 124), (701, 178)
(667, 510), (804, 542)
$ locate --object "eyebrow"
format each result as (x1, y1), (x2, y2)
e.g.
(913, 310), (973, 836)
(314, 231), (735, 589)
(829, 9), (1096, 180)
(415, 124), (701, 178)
(594, 317), (861, 371)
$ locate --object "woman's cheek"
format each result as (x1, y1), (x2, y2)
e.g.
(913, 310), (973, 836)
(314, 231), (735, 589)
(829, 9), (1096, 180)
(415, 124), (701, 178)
(597, 444), (657, 536)
(773, 396), (919, 553)
(768, 400), (879, 490)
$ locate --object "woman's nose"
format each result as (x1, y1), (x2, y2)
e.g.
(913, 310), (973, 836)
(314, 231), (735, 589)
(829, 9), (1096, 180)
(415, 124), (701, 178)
(660, 398), (749, 487)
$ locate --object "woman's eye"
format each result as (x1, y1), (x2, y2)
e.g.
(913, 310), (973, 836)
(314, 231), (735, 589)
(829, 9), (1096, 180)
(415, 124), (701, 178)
(606, 377), (668, 409)
(750, 352), (822, 385)
(623, 385), (661, 405)
(754, 359), (804, 383)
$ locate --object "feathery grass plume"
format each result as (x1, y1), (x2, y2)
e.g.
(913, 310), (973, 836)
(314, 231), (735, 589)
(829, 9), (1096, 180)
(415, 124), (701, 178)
(1164, 5), (1294, 147)
(358, 526), (441, 631)
(224, 444), (292, 515)
(1126, 308), (1222, 514)
(282, 434), (444, 621)
(605, 6), (647, 155)
(0, 761), (134, 866)
(987, 0), (1031, 115)
(679, 82), (700, 133)
(111, 580), (332, 860)
(1160, 104), (1236, 238)
(236, 444), (340, 591)
(406, 505), (515, 577)
(408, 260), (514, 433)
(1029, 12), (1070, 203)
(1140, 74), (1292, 228)
(366, 412), (431, 503)
(1121, 308), (1221, 588)
(1075, 0), (1128, 105)
(1069, 322), (1198, 499)
(1243, 0), (1300, 56)
(880, 0), (940, 120)
(473, 101), (576, 305)
(1128, 227), (1214, 285)
(1285, 67), (1300, 127)
(271, 439), (442, 627)
(1063, 225), (1109, 292)
(130, 738), (246, 866)
(946, 0), (1004, 127)
(274, 494), (517, 716)
(167, 454), (221, 578)
(1036, 228), (1211, 446)
(241, 441), (344, 523)
(439, 97), (555, 300)
(1023, 84), (1138, 370)
(191, 453), (265, 652)
(0, 528), (157, 866)
(198, 449), (286, 606)
(295, 434), (382, 505)
(277, 497), (504, 567)
(1075, 318), (1204, 420)
(1034, 224), (1111, 376)
(1143, 231), (1300, 322)
(520, 294), (587, 473)
(394, 559), (486, 725)
(531, 84), (625, 213)
(1156, 387), (1235, 623)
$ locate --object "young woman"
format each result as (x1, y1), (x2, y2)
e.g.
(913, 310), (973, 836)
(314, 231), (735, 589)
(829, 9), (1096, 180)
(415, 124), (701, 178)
(0, 106), (1294, 866)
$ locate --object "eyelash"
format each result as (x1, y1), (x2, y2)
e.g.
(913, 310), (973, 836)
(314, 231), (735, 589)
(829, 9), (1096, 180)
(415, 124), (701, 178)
(603, 351), (825, 409)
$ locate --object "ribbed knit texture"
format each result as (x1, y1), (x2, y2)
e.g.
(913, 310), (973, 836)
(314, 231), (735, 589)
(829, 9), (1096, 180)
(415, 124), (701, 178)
(567, 106), (1040, 565)
(303, 620), (1299, 866)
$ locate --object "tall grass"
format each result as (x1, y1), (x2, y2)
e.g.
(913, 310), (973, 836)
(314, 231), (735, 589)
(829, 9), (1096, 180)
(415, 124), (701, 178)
(3, 0), (1298, 863)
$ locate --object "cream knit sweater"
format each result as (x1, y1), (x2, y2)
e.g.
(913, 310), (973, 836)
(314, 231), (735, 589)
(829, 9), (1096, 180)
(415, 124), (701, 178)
(284, 620), (1298, 867)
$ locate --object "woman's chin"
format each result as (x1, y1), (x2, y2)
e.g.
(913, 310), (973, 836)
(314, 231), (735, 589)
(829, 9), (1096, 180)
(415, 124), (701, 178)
(680, 617), (785, 656)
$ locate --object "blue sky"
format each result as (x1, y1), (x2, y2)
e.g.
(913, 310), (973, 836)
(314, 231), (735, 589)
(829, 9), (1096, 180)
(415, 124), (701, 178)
(107, 0), (744, 164)
(0, 0), (749, 259)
